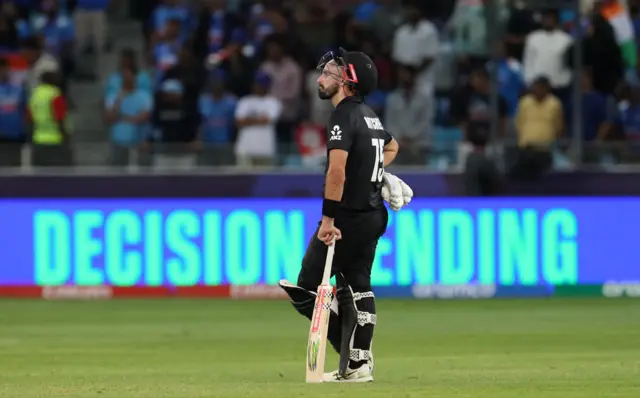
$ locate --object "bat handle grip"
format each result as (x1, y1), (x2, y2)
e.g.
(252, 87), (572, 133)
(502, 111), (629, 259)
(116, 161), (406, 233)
(320, 239), (335, 285)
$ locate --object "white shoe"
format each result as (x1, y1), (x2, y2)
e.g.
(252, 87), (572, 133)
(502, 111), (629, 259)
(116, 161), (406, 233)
(323, 363), (373, 383)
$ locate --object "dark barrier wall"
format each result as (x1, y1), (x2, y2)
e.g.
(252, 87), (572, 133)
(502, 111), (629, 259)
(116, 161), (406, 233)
(1, 171), (640, 197)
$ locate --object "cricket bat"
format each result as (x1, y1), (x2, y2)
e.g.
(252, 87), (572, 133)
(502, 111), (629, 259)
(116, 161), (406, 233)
(305, 240), (336, 383)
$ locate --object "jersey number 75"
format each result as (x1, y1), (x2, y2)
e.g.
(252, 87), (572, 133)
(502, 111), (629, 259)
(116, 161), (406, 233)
(370, 138), (385, 183)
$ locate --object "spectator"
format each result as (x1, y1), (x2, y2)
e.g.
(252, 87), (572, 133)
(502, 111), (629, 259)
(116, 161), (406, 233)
(234, 71), (281, 166)
(567, 11), (623, 95)
(522, 8), (573, 101)
(596, 0), (638, 84)
(513, 76), (563, 179)
(259, 34), (302, 154)
(391, 1), (439, 96)
(153, 18), (183, 83)
(504, 0), (539, 61)
(368, 0), (404, 51)
(150, 0), (194, 45)
(162, 46), (205, 127)
(567, 69), (608, 143)
(352, 0), (379, 26)
(197, 69), (237, 166)
(105, 48), (152, 99)
(248, 0), (289, 54)
(0, 56), (26, 166)
(27, 70), (72, 167)
(450, 67), (508, 165)
(74, 0), (111, 80)
(150, 78), (200, 168)
(104, 65), (152, 166)
(17, 0), (74, 91)
(491, 40), (525, 120)
(616, 86), (640, 143)
(384, 64), (433, 164)
(449, 0), (489, 74)
(193, 0), (243, 63)
(218, 28), (255, 97)
(602, 80), (631, 142)
(21, 37), (59, 95)
(463, 124), (503, 196)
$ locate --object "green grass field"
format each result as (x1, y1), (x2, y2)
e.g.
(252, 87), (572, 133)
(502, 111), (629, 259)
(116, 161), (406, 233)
(0, 298), (639, 398)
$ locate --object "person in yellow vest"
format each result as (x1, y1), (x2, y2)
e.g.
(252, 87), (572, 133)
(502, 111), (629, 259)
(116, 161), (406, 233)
(513, 76), (564, 179)
(27, 71), (73, 167)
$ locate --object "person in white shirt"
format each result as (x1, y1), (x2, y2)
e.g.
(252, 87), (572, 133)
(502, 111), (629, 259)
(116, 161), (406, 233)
(391, 2), (440, 97)
(522, 9), (573, 99)
(384, 64), (433, 164)
(234, 72), (282, 166)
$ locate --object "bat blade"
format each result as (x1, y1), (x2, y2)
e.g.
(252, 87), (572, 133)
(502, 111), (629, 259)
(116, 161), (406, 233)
(305, 284), (333, 383)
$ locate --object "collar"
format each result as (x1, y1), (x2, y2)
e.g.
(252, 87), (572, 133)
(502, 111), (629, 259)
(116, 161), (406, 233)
(337, 96), (363, 107)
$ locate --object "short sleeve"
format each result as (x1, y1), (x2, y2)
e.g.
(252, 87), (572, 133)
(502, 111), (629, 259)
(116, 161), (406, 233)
(105, 93), (117, 110)
(266, 99), (282, 120)
(140, 92), (153, 111)
(326, 108), (354, 152)
(51, 95), (67, 121)
(198, 95), (210, 117)
(235, 99), (250, 119)
(383, 130), (394, 145)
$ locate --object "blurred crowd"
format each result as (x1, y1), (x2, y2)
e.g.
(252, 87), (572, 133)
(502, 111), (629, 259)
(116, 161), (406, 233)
(2, 0), (640, 172)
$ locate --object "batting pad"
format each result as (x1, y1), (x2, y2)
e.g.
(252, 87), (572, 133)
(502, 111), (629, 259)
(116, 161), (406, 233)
(278, 279), (342, 353)
(348, 288), (376, 368)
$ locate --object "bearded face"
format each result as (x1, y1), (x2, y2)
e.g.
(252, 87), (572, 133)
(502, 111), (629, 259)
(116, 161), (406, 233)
(317, 81), (340, 100)
(316, 61), (343, 100)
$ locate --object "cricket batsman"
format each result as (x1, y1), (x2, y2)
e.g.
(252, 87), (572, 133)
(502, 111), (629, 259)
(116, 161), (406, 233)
(279, 47), (413, 382)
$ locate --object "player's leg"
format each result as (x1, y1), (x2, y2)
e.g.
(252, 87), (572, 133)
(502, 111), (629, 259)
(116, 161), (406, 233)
(324, 254), (377, 382)
(325, 210), (387, 382)
(278, 225), (343, 353)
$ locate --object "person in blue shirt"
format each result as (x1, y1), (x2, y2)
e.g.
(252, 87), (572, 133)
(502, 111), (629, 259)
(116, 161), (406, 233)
(0, 56), (26, 166)
(104, 65), (153, 166)
(151, 0), (194, 43)
(352, 0), (379, 25)
(489, 41), (525, 119)
(16, 0), (74, 57)
(153, 18), (183, 86)
(197, 68), (237, 166)
(17, 0), (75, 87)
(616, 87), (640, 142)
(192, 0), (243, 63)
(566, 69), (608, 141)
(105, 48), (152, 98)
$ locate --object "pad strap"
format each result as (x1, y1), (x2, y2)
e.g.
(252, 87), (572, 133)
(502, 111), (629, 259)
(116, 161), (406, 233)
(357, 311), (376, 326)
(353, 291), (375, 301)
(349, 348), (372, 362)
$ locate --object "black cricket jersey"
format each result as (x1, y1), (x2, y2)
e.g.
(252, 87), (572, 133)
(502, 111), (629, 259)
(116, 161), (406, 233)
(324, 96), (393, 212)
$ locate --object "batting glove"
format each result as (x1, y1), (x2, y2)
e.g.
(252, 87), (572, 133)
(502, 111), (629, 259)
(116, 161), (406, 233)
(397, 176), (413, 206)
(381, 172), (405, 211)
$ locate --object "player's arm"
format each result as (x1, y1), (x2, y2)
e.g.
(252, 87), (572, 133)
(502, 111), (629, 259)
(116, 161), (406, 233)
(383, 131), (398, 166)
(319, 112), (353, 243)
(325, 149), (347, 205)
